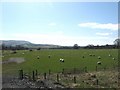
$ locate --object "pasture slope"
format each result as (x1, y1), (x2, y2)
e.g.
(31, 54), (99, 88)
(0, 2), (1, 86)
(2, 49), (118, 75)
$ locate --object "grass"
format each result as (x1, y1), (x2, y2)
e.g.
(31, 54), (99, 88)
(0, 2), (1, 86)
(2, 49), (118, 75)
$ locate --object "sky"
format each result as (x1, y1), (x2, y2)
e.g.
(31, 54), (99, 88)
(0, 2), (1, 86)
(0, 1), (119, 46)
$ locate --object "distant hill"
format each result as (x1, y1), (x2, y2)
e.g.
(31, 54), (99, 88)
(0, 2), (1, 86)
(1, 40), (32, 46)
(0, 40), (60, 48)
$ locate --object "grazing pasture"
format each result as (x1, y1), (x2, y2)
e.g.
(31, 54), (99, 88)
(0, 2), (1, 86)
(2, 49), (118, 75)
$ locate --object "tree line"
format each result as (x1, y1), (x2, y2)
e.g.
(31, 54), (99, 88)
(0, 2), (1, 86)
(1, 38), (120, 50)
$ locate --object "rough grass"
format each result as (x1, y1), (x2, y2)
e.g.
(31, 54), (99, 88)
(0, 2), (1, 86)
(2, 49), (118, 75)
(58, 70), (119, 88)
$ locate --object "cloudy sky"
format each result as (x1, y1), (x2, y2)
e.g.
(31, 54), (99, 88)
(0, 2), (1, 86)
(0, 1), (118, 46)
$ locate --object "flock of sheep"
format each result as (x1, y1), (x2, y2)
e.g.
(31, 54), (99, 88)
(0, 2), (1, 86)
(2, 50), (116, 66)
(36, 55), (65, 62)
(81, 53), (116, 65)
(33, 53), (115, 65)
(98, 54), (116, 65)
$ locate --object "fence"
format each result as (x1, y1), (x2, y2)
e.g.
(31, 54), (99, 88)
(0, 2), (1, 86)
(2, 64), (119, 88)
(17, 65), (118, 81)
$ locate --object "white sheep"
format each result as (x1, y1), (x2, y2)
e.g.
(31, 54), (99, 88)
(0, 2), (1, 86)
(89, 54), (92, 56)
(108, 54), (111, 57)
(97, 61), (101, 65)
(82, 56), (85, 58)
(98, 56), (101, 59)
(60, 58), (64, 62)
(112, 58), (115, 60)
(48, 55), (51, 58)
(59, 58), (62, 61)
(37, 56), (40, 59)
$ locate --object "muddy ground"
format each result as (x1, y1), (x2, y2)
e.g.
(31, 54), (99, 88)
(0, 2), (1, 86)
(2, 58), (25, 64)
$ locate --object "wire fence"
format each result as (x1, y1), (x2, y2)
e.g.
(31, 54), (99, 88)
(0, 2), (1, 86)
(2, 65), (119, 88)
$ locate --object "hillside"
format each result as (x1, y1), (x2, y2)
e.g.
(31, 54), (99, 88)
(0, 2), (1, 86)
(0, 40), (60, 48)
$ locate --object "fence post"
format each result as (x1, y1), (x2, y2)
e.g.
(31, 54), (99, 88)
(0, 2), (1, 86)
(96, 66), (98, 71)
(85, 67), (87, 72)
(49, 69), (51, 75)
(73, 76), (76, 83)
(96, 79), (99, 85)
(113, 65), (115, 70)
(19, 69), (23, 80)
(44, 73), (47, 79)
(62, 68), (64, 74)
(32, 71), (35, 81)
(104, 66), (106, 70)
(57, 74), (59, 82)
(28, 75), (31, 81)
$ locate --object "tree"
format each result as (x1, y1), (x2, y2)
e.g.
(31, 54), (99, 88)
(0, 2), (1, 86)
(87, 44), (94, 49)
(114, 38), (120, 48)
(73, 44), (79, 49)
(37, 47), (41, 50)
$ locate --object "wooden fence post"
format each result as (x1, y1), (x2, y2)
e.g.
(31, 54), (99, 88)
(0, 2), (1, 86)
(96, 66), (98, 71)
(62, 68), (64, 74)
(96, 79), (99, 85)
(85, 67), (87, 72)
(32, 71), (35, 81)
(113, 65), (115, 70)
(19, 69), (23, 80)
(73, 76), (76, 83)
(44, 73), (47, 79)
(28, 75), (31, 81)
(57, 74), (59, 82)
(104, 66), (106, 70)
(28, 71), (31, 81)
(49, 69), (51, 75)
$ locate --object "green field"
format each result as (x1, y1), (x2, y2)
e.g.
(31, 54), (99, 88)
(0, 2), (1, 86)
(2, 49), (118, 75)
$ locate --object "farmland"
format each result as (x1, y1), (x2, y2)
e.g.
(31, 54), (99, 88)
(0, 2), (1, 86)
(2, 49), (118, 75)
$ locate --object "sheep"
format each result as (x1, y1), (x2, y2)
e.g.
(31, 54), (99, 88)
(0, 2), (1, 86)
(48, 55), (51, 58)
(37, 56), (40, 59)
(112, 58), (115, 60)
(82, 56), (85, 58)
(59, 58), (62, 62)
(97, 61), (101, 65)
(108, 54), (111, 57)
(89, 54), (95, 56)
(22, 53), (24, 55)
(29, 49), (33, 51)
(61, 59), (64, 62)
(12, 51), (17, 54)
(89, 54), (92, 56)
(59, 58), (64, 62)
(98, 56), (101, 59)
